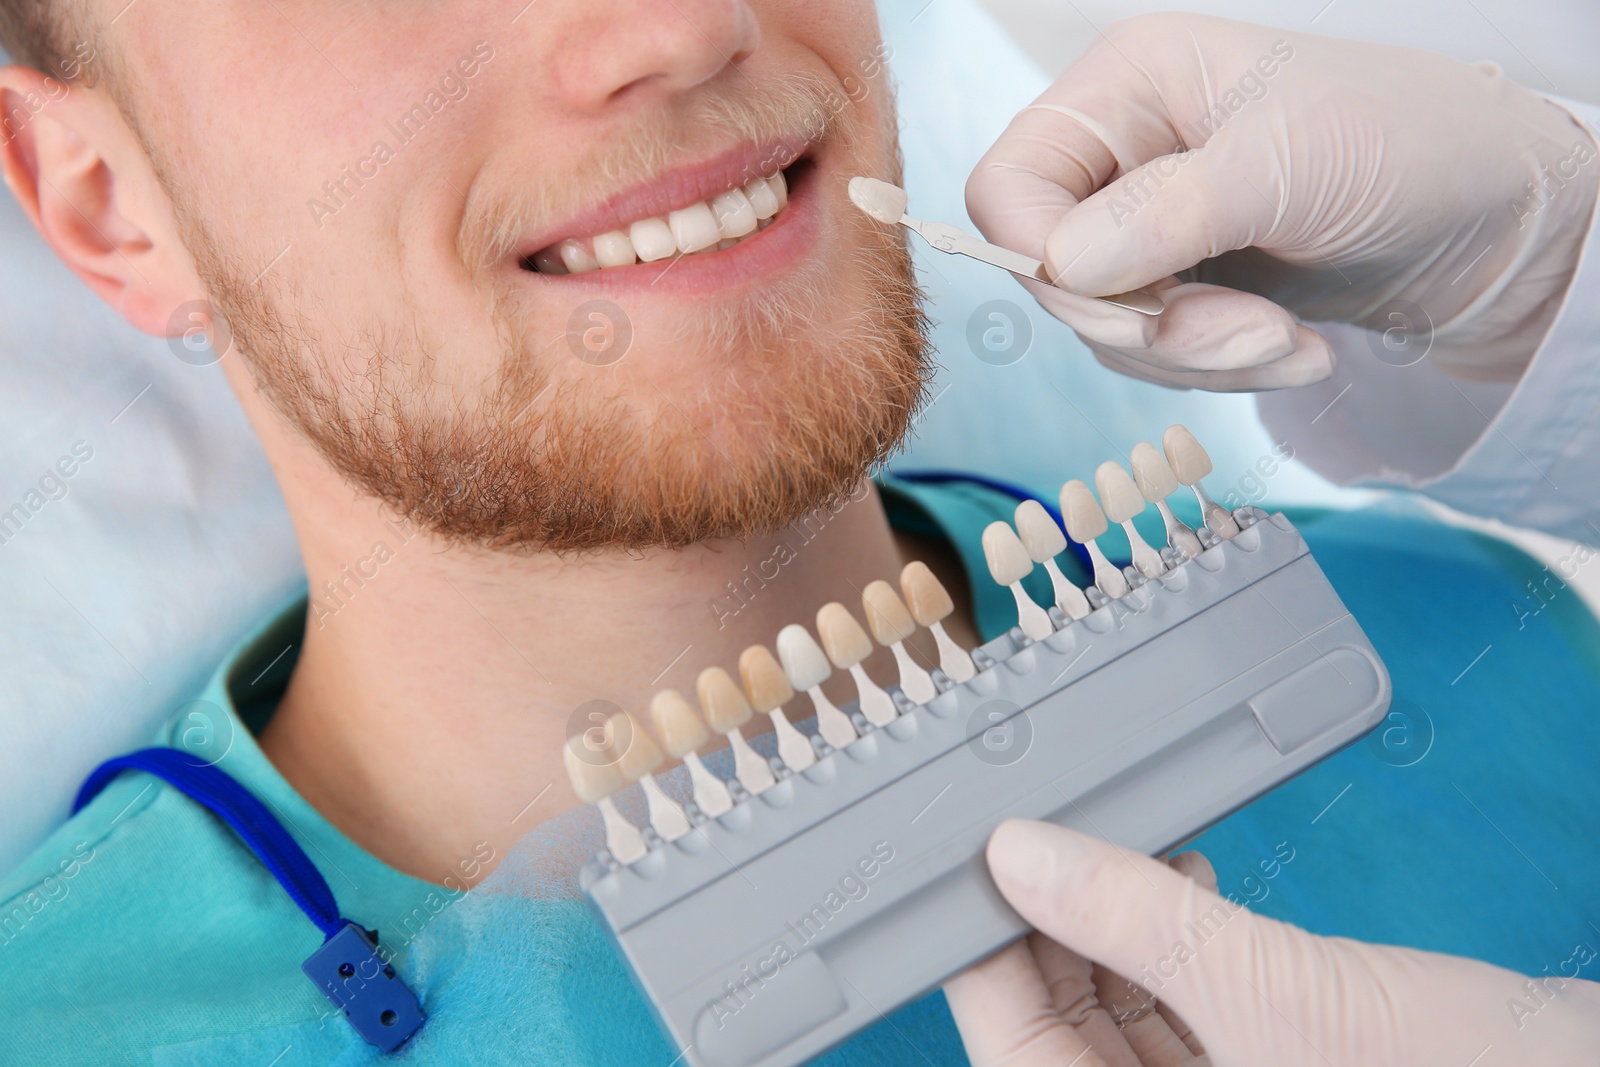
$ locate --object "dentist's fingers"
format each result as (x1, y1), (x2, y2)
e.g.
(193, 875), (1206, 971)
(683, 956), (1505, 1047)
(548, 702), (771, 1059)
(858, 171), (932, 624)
(1044, 140), (1288, 300)
(1089, 325), (1335, 393)
(1027, 932), (1146, 1067)
(943, 940), (1116, 1067)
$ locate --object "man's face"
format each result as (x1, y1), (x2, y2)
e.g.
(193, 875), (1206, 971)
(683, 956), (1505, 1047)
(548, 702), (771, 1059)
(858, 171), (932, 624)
(120, 0), (928, 550)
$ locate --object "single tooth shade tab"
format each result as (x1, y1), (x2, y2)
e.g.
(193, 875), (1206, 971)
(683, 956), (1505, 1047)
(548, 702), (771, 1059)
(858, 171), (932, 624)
(847, 176), (908, 224)
(819, 602), (897, 726)
(900, 560), (954, 626)
(817, 602), (874, 669)
(557, 239), (599, 274)
(862, 581), (916, 644)
(745, 176), (781, 219)
(647, 689), (709, 760)
(982, 522), (1035, 587)
(901, 559), (975, 682)
(710, 189), (758, 239)
(1095, 462), (1145, 524)
(739, 645), (815, 772)
(563, 733), (624, 804)
(1130, 442), (1180, 501)
(738, 645), (794, 713)
(607, 711), (663, 783)
(777, 624), (858, 750)
(696, 667), (753, 734)
(776, 624), (832, 691)
(565, 734), (647, 864)
(1061, 479), (1129, 599)
(606, 710), (690, 843)
(592, 230), (636, 269)
(983, 521), (1052, 640)
(1014, 500), (1067, 563)
(628, 217), (677, 263)
(669, 201), (721, 254)
(1059, 480), (1109, 543)
(1016, 501), (1089, 621)
(1162, 424), (1212, 485)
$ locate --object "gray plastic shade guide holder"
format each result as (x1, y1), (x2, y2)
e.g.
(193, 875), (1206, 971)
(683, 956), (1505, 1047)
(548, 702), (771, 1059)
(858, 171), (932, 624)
(581, 513), (1389, 1067)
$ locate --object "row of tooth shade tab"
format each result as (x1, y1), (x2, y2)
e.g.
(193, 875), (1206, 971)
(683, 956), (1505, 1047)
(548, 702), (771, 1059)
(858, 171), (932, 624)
(564, 562), (975, 865)
(982, 424), (1240, 641)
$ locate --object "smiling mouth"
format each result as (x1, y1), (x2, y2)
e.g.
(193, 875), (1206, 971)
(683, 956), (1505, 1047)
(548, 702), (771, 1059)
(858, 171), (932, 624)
(522, 161), (807, 275)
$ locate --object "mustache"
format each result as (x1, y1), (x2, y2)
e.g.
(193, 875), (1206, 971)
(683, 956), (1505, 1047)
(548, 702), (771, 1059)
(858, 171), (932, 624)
(457, 69), (851, 270)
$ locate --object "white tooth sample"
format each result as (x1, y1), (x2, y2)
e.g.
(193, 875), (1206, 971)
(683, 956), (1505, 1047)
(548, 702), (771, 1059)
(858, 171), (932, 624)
(1095, 461), (1165, 579)
(1131, 441), (1202, 560)
(628, 217), (677, 262)
(1163, 424), (1239, 539)
(531, 247), (567, 275)
(564, 734), (647, 864)
(609, 711), (690, 842)
(1060, 479), (1129, 599)
(697, 667), (776, 795)
(861, 580), (936, 705)
(557, 238), (600, 274)
(669, 201), (722, 254)
(900, 560), (975, 683)
(982, 522), (1053, 641)
(817, 603), (897, 727)
(776, 623), (858, 750)
(592, 230), (637, 269)
(648, 689), (733, 818)
(710, 188), (758, 239)
(767, 170), (788, 209)
(1013, 500), (1090, 621)
(745, 175), (781, 219)
(739, 645), (815, 771)
(847, 176), (908, 224)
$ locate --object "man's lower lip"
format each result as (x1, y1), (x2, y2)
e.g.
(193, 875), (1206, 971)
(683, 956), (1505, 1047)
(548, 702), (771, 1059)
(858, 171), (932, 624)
(516, 165), (819, 294)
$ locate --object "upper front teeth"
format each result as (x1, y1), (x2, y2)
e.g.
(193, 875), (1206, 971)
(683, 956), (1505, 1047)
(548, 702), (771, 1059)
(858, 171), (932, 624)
(535, 170), (789, 274)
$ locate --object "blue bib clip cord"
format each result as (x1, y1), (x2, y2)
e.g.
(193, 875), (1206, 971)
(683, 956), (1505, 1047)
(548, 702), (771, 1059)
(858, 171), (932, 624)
(74, 747), (426, 1053)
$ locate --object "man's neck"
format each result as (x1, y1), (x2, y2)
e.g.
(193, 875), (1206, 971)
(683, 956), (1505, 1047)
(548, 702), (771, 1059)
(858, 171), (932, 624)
(257, 454), (966, 887)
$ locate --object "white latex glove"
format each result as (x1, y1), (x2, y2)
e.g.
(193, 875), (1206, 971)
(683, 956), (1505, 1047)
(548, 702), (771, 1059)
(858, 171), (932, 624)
(965, 14), (1600, 391)
(945, 820), (1600, 1066)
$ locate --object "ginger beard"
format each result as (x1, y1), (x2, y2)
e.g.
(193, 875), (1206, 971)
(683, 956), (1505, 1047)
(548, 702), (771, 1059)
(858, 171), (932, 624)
(174, 70), (933, 553)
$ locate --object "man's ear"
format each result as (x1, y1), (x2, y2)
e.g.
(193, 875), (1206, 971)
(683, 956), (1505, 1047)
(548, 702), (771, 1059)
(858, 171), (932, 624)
(0, 64), (207, 337)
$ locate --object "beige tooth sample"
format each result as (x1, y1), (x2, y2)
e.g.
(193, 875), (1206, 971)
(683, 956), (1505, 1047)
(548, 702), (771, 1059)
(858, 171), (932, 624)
(1163, 424), (1239, 538)
(1060, 479), (1129, 598)
(608, 710), (690, 842)
(738, 645), (816, 771)
(710, 189), (759, 239)
(648, 689), (733, 818)
(564, 733), (648, 864)
(1095, 461), (1165, 579)
(628, 217), (677, 263)
(696, 667), (776, 795)
(861, 580), (936, 705)
(775, 623), (859, 751)
(1131, 441), (1203, 559)
(669, 201), (722, 254)
(817, 603), (897, 727)
(982, 522), (1054, 640)
(557, 238), (600, 274)
(592, 230), (637, 269)
(1013, 500), (1091, 620)
(900, 561), (975, 683)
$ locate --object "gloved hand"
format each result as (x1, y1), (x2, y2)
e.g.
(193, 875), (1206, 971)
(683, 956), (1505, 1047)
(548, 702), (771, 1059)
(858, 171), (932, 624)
(944, 820), (1600, 1066)
(965, 14), (1600, 391)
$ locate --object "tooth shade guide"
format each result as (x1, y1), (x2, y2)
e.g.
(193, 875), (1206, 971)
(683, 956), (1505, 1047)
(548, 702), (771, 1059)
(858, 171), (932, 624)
(901, 561), (976, 684)
(1059, 480), (1128, 599)
(1012, 501), (1090, 621)
(738, 644), (817, 771)
(1159, 424), (1239, 539)
(847, 176), (908, 224)
(861, 581), (937, 705)
(563, 735), (647, 865)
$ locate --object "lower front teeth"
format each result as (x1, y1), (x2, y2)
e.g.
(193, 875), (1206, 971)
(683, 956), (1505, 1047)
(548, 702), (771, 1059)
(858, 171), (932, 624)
(532, 169), (789, 274)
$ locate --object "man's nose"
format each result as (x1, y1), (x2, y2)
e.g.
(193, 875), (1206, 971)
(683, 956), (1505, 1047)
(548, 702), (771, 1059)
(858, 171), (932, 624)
(544, 0), (760, 112)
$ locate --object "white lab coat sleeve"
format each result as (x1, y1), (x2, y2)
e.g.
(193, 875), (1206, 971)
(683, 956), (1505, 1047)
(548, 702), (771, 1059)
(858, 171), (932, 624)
(1256, 93), (1600, 545)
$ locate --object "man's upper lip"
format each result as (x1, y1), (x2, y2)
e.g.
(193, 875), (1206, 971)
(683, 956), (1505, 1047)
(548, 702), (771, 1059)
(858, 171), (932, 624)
(516, 137), (812, 259)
